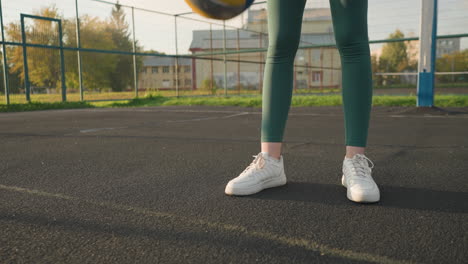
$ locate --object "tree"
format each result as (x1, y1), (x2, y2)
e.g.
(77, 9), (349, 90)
(371, 54), (383, 86)
(200, 78), (220, 95)
(6, 6), (63, 92)
(63, 15), (118, 91)
(436, 49), (468, 83)
(378, 29), (412, 85)
(0, 50), (22, 94)
(4, 3), (144, 95)
(107, 2), (141, 92)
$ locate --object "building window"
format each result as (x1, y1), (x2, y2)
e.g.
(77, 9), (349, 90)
(184, 66), (191, 73)
(312, 49), (322, 61)
(140, 67), (147, 74)
(152, 67), (158, 73)
(162, 79), (170, 87)
(185, 79), (191, 86)
(163, 66), (169, 73)
(312, 71), (322, 82)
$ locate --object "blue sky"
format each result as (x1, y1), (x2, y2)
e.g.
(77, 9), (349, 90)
(2, 0), (467, 54)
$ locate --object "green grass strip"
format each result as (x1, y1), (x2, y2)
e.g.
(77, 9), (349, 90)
(1, 95), (467, 113)
(110, 94), (468, 108)
(0, 101), (94, 113)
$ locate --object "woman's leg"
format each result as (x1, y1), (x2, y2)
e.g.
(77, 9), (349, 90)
(330, 0), (380, 203)
(225, 0), (305, 196)
(329, 0), (373, 154)
(261, 0), (307, 159)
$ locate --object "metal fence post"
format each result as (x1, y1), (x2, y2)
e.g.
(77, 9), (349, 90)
(223, 20), (227, 96)
(259, 21), (263, 94)
(131, 7), (138, 98)
(237, 28), (240, 95)
(417, 0), (438, 107)
(58, 20), (67, 102)
(75, 0), (84, 101)
(174, 15), (179, 97)
(20, 15), (30, 102)
(307, 48), (312, 90)
(0, 0), (9, 104)
(210, 24), (213, 92)
(320, 47), (323, 91)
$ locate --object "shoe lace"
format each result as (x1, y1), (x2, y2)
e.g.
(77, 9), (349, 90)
(349, 154), (374, 178)
(241, 153), (265, 175)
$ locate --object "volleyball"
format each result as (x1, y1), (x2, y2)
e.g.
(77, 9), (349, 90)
(185, 0), (255, 20)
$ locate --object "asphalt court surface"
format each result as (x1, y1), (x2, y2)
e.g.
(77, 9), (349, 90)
(0, 105), (467, 263)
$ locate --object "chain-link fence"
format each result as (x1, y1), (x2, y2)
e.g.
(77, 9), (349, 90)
(1, 0), (467, 104)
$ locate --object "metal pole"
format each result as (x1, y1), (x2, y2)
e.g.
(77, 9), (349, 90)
(223, 20), (227, 96)
(237, 28), (240, 95)
(75, 0), (84, 101)
(210, 24), (213, 92)
(293, 64), (296, 92)
(451, 55), (455, 82)
(174, 15), (179, 97)
(259, 21), (263, 94)
(0, 0), (9, 104)
(320, 47), (323, 91)
(417, 0), (438, 107)
(58, 20), (67, 101)
(20, 15), (30, 102)
(131, 7), (138, 98)
(308, 48), (312, 90)
(331, 48), (334, 87)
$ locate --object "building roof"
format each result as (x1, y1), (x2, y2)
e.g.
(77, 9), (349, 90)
(189, 7), (335, 52)
(189, 29), (265, 51)
(142, 56), (191, 67)
(189, 30), (335, 51)
(247, 8), (331, 23)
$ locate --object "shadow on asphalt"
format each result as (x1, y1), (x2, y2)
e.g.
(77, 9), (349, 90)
(0, 212), (353, 263)
(248, 182), (468, 214)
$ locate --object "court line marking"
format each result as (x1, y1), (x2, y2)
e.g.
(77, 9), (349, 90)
(76, 112), (250, 133)
(0, 183), (417, 264)
(79, 108), (468, 118)
(388, 115), (468, 118)
(166, 112), (250, 123)
(79, 127), (128, 133)
(2, 107), (467, 119)
(79, 109), (334, 116)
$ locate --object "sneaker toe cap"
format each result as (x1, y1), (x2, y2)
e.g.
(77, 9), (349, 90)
(225, 181), (235, 195)
(348, 184), (380, 203)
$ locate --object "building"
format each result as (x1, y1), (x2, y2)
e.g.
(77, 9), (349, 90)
(437, 38), (460, 58)
(189, 29), (267, 90)
(189, 7), (341, 91)
(139, 7), (341, 92)
(138, 56), (193, 91)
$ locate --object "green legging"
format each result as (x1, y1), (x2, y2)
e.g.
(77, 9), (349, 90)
(261, 0), (373, 147)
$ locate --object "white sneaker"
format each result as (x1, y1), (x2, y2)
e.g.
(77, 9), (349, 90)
(225, 152), (287, 196)
(342, 154), (380, 203)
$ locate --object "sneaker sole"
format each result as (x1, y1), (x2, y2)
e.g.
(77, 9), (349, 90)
(225, 172), (287, 196)
(341, 175), (380, 203)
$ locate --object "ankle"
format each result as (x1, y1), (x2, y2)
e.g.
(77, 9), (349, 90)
(261, 142), (282, 160)
(345, 154), (359, 159)
(262, 151), (281, 161)
(345, 146), (365, 159)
